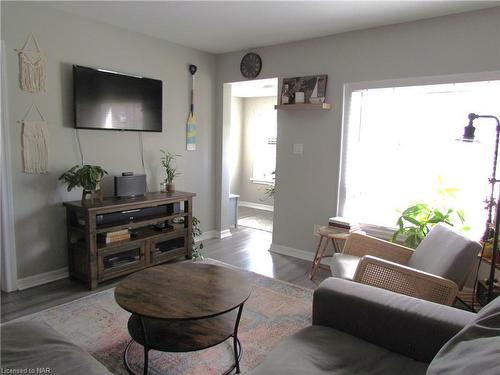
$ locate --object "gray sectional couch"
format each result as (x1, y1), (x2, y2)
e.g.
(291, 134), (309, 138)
(1, 320), (111, 374)
(250, 277), (500, 375)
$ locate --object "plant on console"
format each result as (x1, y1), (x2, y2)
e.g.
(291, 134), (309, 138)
(59, 165), (108, 203)
(161, 150), (181, 192)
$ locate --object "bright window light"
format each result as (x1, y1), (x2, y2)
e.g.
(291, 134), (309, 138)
(340, 80), (500, 240)
(251, 109), (277, 183)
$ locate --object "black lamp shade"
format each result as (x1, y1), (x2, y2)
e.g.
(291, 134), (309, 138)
(462, 123), (476, 142)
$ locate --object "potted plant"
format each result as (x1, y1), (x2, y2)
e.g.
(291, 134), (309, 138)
(191, 216), (204, 261)
(161, 150), (181, 192)
(392, 180), (468, 248)
(262, 171), (276, 200)
(59, 165), (108, 203)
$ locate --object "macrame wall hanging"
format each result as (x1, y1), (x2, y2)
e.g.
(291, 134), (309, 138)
(20, 103), (49, 174)
(16, 33), (47, 93)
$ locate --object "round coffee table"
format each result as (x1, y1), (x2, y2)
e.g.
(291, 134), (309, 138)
(115, 262), (252, 375)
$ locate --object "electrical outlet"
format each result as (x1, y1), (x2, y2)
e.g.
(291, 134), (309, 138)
(293, 143), (303, 154)
(313, 224), (321, 236)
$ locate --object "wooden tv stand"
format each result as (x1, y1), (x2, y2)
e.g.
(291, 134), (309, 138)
(63, 191), (195, 290)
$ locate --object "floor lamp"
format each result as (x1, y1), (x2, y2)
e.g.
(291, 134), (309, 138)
(462, 113), (500, 303)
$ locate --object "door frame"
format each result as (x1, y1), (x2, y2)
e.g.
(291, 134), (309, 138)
(1, 39), (18, 292)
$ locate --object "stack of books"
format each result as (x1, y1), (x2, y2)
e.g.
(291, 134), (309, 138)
(99, 229), (130, 244)
(328, 216), (361, 233)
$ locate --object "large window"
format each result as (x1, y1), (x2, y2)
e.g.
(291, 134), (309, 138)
(340, 79), (500, 239)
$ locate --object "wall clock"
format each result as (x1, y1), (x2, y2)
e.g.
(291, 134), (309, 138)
(240, 52), (262, 79)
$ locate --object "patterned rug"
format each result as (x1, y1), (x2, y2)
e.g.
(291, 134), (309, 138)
(17, 260), (313, 374)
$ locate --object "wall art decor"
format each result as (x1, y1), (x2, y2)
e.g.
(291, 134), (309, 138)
(16, 32), (47, 93)
(186, 64), (197, 151)
(280, 75), (328, 105)
(20, 103), (49, 174)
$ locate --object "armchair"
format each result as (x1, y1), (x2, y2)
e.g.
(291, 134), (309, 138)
(330, 223), (481, 305)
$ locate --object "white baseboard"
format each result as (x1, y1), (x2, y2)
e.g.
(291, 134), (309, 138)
(218, 229), (232, 239)
(195, 230), (218, 242)
(17, 267), (69, 291)
(239, 201), (274, 212)
(269, 243), (330, 266)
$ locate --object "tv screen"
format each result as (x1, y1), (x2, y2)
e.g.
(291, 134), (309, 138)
(73, 65), (162, 132)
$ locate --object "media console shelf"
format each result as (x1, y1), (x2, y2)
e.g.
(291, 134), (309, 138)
(63, 191), (195, 290)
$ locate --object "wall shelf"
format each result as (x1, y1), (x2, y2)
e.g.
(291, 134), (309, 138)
(274, 103), (331, 110)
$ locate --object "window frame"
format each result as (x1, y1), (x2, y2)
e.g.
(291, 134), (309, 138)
(338, 71), (500, 239)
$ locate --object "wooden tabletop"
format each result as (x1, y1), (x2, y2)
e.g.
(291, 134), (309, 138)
(115, 262), (252, 320)
(63, 191), (196, 211)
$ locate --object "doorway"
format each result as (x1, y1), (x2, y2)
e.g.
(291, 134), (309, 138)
(227, 78), (278, 233)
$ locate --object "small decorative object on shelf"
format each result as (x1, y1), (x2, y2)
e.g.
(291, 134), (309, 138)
(281, 83), (291, 104)
(161, 150), (181, 192)
(59, 164), (108, 203)
(295, 91), (305, 104)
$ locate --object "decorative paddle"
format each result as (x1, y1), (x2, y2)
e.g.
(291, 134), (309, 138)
(186, 64), (197, 151)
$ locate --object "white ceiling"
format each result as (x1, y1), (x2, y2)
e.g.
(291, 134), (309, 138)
(44, 1), (498, 54)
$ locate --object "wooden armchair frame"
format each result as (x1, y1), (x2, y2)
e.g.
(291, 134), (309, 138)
(343, 233), (459, 305)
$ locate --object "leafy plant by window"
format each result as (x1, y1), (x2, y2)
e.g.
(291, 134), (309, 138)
(262, 171), (276, 200)
(392, 178), (469, 248)
(59, 165), (108, 192)
(161, 150), (181, 184)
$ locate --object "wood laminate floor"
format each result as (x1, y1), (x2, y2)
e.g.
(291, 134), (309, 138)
(1, 226), (330, 322)
(237, 206), (273, 232)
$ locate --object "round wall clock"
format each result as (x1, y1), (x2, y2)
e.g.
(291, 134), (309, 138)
(240, 53), (262, 79)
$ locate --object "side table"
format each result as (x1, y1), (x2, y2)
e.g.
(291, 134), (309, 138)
(309, 227), (350, 280)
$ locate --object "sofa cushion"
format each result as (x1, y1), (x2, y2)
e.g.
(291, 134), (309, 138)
(330, 253), (360, 280)
(426, 295), (500, 375)
(249, 325), (428, 375)
(1, 321), (111, 375)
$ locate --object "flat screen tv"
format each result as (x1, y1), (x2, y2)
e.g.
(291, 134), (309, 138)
(73, 65), (162, 132)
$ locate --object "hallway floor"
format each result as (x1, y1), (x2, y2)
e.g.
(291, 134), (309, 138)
(238, 206), (273, 232)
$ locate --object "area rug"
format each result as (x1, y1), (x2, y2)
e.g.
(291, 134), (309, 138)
(17, 259), (313, 374)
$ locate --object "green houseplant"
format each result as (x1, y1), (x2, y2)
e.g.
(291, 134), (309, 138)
(59, 165), (108, 203)
(392, 180), (468, 248)
(161, 150), (181, 192)
(191, 216), (204, 261)
(262, 171), (276, 201)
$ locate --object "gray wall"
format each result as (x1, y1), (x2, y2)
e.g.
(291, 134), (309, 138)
(1, 2), (217, 279)
(229, 96), (243, 196)
(216, 8), (500, 254)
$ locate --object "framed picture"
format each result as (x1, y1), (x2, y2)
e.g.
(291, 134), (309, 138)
(280, 75), (328, 104)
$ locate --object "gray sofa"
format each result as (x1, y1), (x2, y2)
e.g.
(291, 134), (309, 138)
(250, 277), (500, 375)
(1, 320), (111, 374)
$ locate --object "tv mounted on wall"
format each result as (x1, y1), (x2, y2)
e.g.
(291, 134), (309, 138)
(73, 65), (163, 132)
